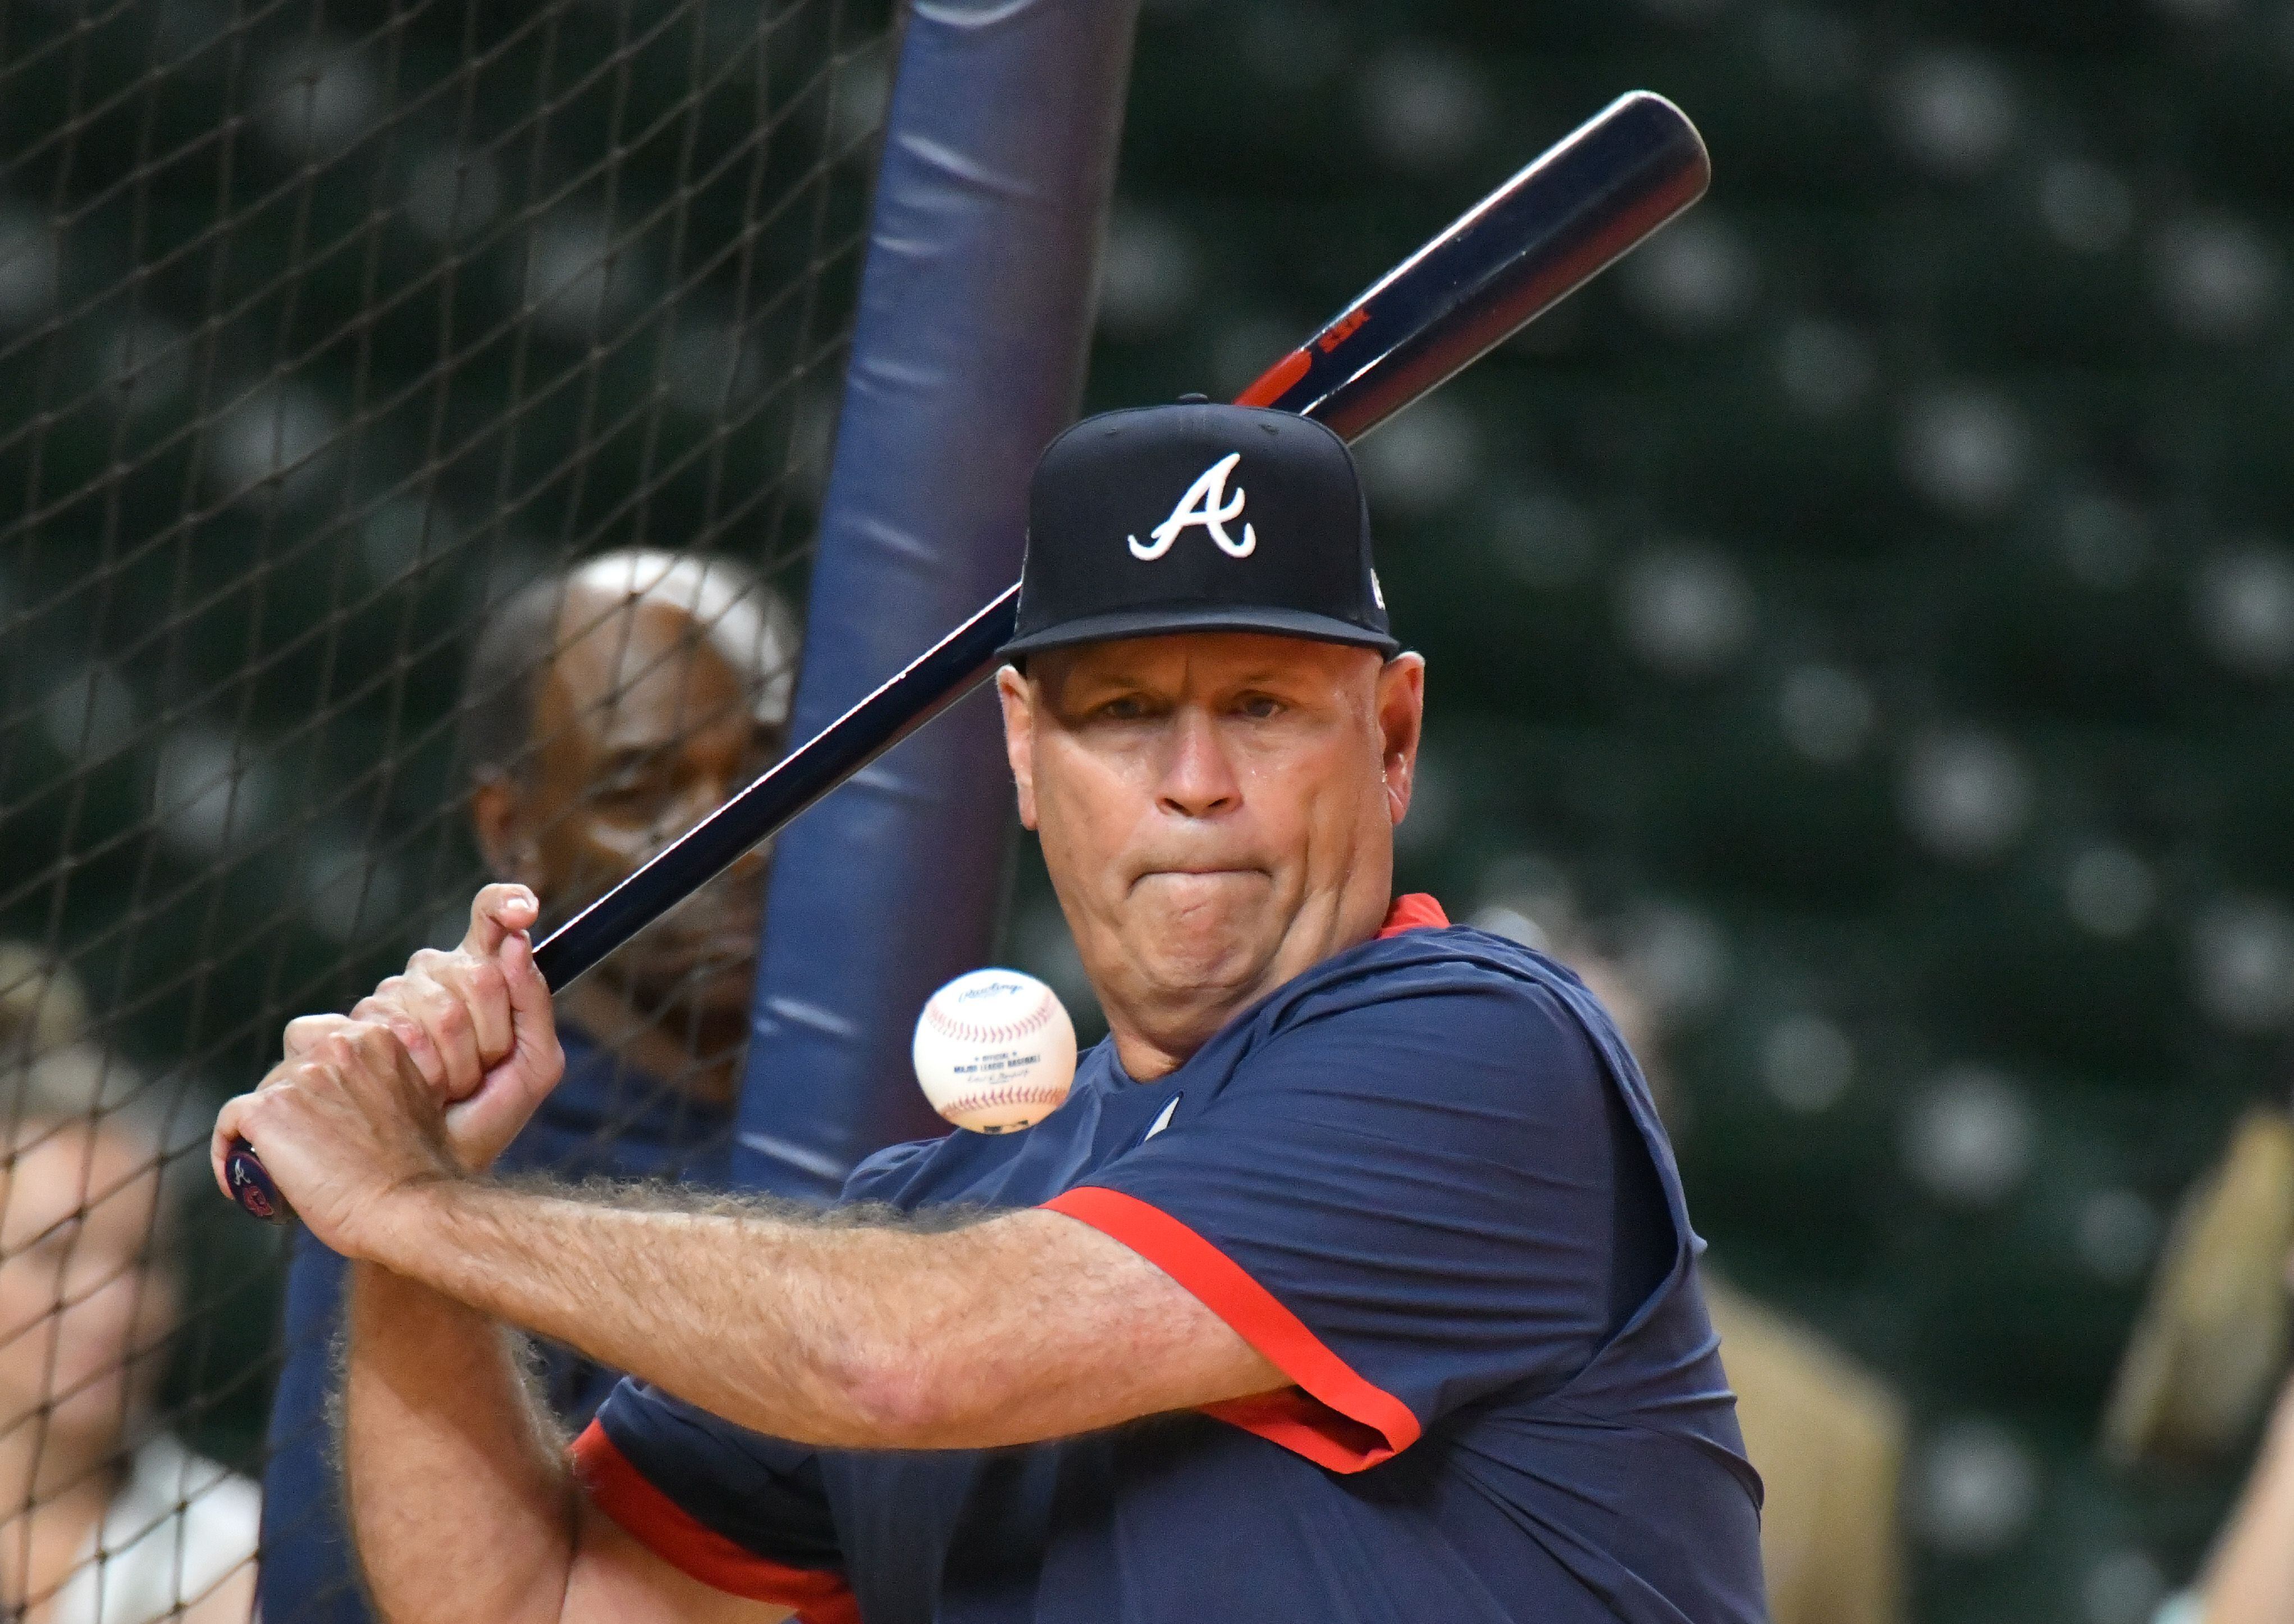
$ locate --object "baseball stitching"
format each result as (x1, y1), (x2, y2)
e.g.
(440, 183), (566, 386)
(938, 1081), (1068, 1118)
(923, 987), (1057, 1047)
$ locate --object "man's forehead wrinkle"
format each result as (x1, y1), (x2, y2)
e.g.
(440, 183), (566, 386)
(546, 596), (709, 722)
(592, 694), (753, 758)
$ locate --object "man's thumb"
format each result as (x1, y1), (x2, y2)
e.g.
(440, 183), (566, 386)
(463, 882), (540, 957)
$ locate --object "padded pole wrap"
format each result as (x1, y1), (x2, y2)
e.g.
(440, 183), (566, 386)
(735, 0), (1138, 1197)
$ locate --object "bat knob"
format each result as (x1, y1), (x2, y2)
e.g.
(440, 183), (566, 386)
(226, 1138), (291, 1224)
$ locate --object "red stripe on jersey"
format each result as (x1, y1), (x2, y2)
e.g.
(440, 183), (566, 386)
(1040, 1186), (1422, 1473)
(570, 1421), (861, 1624)
(1377, 893), (1448, 937)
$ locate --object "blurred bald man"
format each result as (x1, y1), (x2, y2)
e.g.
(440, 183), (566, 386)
(259, 550), (798, 1624)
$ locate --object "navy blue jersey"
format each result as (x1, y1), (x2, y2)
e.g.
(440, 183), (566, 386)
(260, 1027), (733, 1624)
(576, 899), (1766, 1624)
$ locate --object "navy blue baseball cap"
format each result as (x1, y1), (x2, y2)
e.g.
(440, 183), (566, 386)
(1000, 398), (1399, 660)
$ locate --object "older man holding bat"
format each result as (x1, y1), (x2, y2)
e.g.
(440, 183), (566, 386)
(213, 399), (1765, 1623)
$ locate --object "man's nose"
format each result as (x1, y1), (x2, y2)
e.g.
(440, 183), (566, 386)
(1155, 709), (1241, 819)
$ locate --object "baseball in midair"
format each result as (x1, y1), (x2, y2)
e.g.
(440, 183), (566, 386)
(912, 969), (1078, 1134)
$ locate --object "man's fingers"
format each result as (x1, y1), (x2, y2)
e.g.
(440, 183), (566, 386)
(433, 932), (565, 1175)
(209, 1047), (336, 1196)
(350, 985), (449, 1092)
(430, 955), (514, 1071)
(211, 1091), (259, 1200)
(390, 972), (485, 1099)
(461, 882), (540, 958)
(284, 1014), (356, 1059)
(500, 932), (556, 1060)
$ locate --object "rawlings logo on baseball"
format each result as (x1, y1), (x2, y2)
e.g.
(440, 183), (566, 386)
(912, 968), (1078, 1134)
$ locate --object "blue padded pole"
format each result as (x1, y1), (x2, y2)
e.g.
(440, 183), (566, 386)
(734, 0), (1140, 1198)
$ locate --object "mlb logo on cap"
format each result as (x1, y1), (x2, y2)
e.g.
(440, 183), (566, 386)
(1001, 398), (1399, 660)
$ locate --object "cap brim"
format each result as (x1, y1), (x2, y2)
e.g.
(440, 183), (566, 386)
(999, 604), (1401, 661)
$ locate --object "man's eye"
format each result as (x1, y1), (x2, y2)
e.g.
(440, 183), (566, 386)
(1236, 696), (1283, 720)
(1095, 697), (1153, 722)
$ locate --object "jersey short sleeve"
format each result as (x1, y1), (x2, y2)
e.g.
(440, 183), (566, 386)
(572, 1379), (857, 1623)
(1043, 958), (1670, 1474)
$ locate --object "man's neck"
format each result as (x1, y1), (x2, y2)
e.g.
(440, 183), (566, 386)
(555, 978), (744, 1107)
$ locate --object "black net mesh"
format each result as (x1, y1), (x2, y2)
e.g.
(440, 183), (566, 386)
(0, 0), (897, 1613)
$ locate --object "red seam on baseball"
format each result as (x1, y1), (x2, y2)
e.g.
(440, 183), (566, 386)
(938, 1082), (1069, 1115)
(922, 989), (1057, 1047)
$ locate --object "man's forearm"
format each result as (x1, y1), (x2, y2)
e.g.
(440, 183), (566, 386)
(358, 1177), (1279, 1452)
(342, 1261), (580, 1624)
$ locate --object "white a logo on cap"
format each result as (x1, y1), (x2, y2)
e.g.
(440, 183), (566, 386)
(1128, 452), (1257, 561)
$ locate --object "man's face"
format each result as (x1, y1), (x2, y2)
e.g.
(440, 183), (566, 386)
(0, 1125), (173, 1445)
(479, 588), (788, 1021)
(999, 632), (1423, 1070)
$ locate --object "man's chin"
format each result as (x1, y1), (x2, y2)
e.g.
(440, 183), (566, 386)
(1118, 895), (1279, 999)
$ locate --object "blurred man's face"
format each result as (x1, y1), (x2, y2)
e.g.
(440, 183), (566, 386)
(0, 1126), (173, 1450)
(998, 632), (1423, 1074)
(477, 586), (789, 1024)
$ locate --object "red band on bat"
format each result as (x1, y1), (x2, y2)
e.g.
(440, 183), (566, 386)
(1233, 348), (1312, 408)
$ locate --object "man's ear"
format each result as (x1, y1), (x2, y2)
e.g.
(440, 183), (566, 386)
(994, 665), (1040, 831)
(1376, 652), (1427, 828)
(469, 775), (539, 882)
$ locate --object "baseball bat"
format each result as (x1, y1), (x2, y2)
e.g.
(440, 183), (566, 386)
(225, 90), (1709, 1222)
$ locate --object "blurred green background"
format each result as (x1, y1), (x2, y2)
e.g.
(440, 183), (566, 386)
(7, 0), (2294, 1618)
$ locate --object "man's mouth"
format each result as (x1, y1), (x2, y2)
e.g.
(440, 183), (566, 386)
(1129, 867), (1268, 894)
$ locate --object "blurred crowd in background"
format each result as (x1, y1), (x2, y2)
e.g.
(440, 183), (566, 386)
(4, 0), (2294, 1619)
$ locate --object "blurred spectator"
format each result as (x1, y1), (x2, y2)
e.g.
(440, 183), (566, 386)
(2104, 1109), (2294, 1470)
(258, 549), (799, 1624)
(2183, 1281), (2294, 1623)
(0, 1033), (261, 1623)
(2105, 1107), (2294, 1624)
(1488, 907), (1909, 1624)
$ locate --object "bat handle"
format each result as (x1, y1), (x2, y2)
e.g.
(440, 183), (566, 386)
(226, 1138), (291, 1223)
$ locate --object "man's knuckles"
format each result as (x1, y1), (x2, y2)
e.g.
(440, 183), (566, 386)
(448, 957), (508, 1005)
(283, 1013), (353, 1055)
(423, 989), (474, 1046)
(275, 1024), (409, 1096)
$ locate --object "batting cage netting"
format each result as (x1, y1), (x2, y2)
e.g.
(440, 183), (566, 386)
(0, 0), (896, 1613)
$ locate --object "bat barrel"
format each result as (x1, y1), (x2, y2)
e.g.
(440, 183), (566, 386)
(1241, 91), (1710, 438)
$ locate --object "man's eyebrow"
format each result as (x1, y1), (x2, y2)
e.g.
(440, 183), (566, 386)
(1031, 662), (1134, 695)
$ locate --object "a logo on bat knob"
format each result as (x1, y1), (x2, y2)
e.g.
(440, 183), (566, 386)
(226, 1142), (282, 1222)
